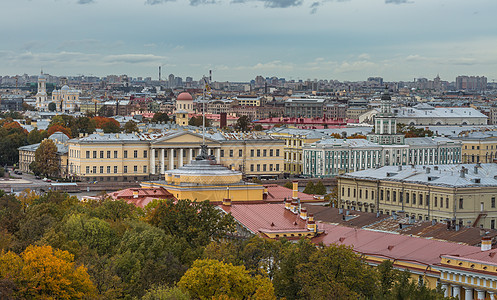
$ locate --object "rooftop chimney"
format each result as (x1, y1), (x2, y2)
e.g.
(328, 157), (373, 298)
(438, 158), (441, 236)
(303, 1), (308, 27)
(481, 236), (492, 251)
(460, 168), (466, 178)
(300, 207), (308, 220)
(284, 198), (291, 210)
(426, 167), (431, 174)
(222, 198), (232, 206)
(474, 165), (478, 174)
(307, 213), (316, 231)
(292, 181), (299, 199)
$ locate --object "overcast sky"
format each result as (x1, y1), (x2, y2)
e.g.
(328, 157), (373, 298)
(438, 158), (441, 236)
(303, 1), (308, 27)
(1, 0), (497, 82)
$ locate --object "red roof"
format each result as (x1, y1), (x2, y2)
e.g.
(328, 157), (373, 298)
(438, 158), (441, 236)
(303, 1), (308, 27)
(219, 203), (308, 236)
(108, 187), (175, 208)
(313, 223), (482, 266)
(254, 117), (357, 125)
(264, 184), (317, 202)
(177, 92), (193, 101)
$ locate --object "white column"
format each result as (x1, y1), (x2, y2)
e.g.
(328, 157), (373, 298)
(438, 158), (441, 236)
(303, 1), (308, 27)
(216, 148), (221, 162)
(453, 285), (461, 298)
(179, 148), (184, 167)
(442, 283), (449, 297)
(151, 148), (156, 174)
(477, 290), (486, 300)
(188, 148), (193, 164)
(169, 148), (174, 169)
(489, 292), (495, 300)
(465, 287), (473, 300)
(160, 148), (165, 174)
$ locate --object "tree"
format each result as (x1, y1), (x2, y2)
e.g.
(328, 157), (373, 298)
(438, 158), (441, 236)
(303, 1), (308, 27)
(48, 102), (56, 111)
(235, 115), (251, 131)
(347, 134), (367, 139)
(17, 188), (39, 213)
(330, 133), (342, 139)
(189, 116), (211, 127)
(92, 116), (121, 133)
(142, 285), (190, 300)
(27, 129), (43, 144)
(254, 124), (263, 131)
(296, 243), (379, 299)
(314, 181), (327, 195)
(151, 112), (170, 123)
(283, 181), (293, 189)
(178, 259), (275, 300)
(302, 181), (315, 194)
(146, 199), (236, 256)
(112, 221), (187, 297)
(31, 139), (59, 177)
(124, 120), (138, 133)
(0, 245), (97, 299)
(47, 124), (71, 137)
(0, 120), (28, 166)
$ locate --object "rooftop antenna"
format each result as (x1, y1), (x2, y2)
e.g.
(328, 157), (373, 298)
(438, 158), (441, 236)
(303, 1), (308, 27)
(158, 66), (161, 82)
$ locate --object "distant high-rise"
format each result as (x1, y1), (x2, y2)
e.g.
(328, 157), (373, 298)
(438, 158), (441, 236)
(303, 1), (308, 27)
(456, 75), (487, 91)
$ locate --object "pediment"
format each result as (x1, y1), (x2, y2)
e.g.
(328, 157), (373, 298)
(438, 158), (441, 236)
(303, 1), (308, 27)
(151, 131), (220, 146)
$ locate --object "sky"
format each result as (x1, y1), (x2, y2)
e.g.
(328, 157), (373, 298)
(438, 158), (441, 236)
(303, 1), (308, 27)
(1, 0), (497, 82)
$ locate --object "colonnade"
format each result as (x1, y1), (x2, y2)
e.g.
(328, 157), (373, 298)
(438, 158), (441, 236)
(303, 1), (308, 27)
(149, 147), (221, 174)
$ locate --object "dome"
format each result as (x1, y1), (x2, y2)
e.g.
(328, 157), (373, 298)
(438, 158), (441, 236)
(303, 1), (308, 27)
(177, 92), (193, 101)
(61, 85), (70, 91)
(165, 159), (243, 185)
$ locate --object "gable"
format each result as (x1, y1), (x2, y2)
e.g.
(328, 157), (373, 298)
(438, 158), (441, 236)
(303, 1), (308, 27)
(152, 131), (220, 146)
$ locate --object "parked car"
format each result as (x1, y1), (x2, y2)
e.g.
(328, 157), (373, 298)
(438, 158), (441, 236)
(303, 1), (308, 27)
(35, 176), (41, 179)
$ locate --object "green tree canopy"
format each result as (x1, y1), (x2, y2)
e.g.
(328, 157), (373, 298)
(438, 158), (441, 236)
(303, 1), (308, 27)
(178, 259), (275, 300)
(302, 181), (315, 194)
(30, 139), (59, 177)
(314, 181), (327, 195)
(283, 181), (293, 189)
(235, 115), (251, 131)
(189, 116), (211, 127)
(151, 112), (170, 123)
(124, 120), (138, 133)
(48, 102), (57, 111)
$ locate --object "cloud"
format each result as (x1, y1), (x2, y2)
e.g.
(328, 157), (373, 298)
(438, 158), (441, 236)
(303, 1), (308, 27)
(310, 1), (320, 14)
(190, 0), (216, 5)
(145, 0), (174, 5)
(77, 0), (94, 3)
(103, 54), (167, 64)
(385, 0), (413, 4)
(262, 0), (303, 8)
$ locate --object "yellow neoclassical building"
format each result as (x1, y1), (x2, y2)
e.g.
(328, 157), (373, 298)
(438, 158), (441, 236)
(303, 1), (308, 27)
(66, 129), (284, 182)
(454, 131), (497, 163)
(338, 163), (497, 229)
(141, 145), (265, 203)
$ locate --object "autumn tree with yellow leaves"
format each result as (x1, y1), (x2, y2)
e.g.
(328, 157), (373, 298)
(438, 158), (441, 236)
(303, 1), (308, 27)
(0, 245), (97, 299)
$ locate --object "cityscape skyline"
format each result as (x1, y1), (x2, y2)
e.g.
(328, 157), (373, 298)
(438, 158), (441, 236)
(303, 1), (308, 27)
(2, 0), (497, 82)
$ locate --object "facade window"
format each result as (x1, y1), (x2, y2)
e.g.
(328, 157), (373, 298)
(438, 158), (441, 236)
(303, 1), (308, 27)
(124, 166), (127, 173)
(380, 190), (383, 200)
(257, 149), (261, 157)
(359, 189), (362, 199)
(435, 197), (438, 207)
(386, 190), (390, 201)
(353, 189), (356, 198)
(124, 150), (128, 158)
(114, 166), (118, 173)
(114, 151), (118, 158)
(144, 150), (148, 158)
(348, 188), (351, 197)
(86, 151), (90, 159)
(107, 151), (111, 158)
(342, 187), (345, 196)
(419, 194), (423, 206)
(93, 166), (97, 174)
(100, 166), (103, 173)
(276, 164), (279, 171)
(134, 165), (137, 173)
(276, 149), (280, 156)
(412, 193), (416, 205)
(251, 149), (254, 157)
(100, 151), (104, 159)
(257, 164), (260, 171)
(372, 191), (375, 200)
(134, 150), (138, 158)
(492, 197), (496, 208)
(239, 149), (243, 157)
(446, 198), (449, 209)
(86, 166), (90, 174)
(270, 149), (273, 156)
(220, 150), (224, 157)
(365, 190), (368, 199)
(393, 191), (396, 202)
(263, 149), (267, 157)
(230, 150), (233, 157)
(426, 195), (429, 206)
(459, 198), (463, 209)
(107, 166), (110, 173)
(263, 164), (267, 171)
(492, 220), (495, 229)
(250, 164), (254, 172)
(143, 166), (147, 173)
(93, 151), (97, 158)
